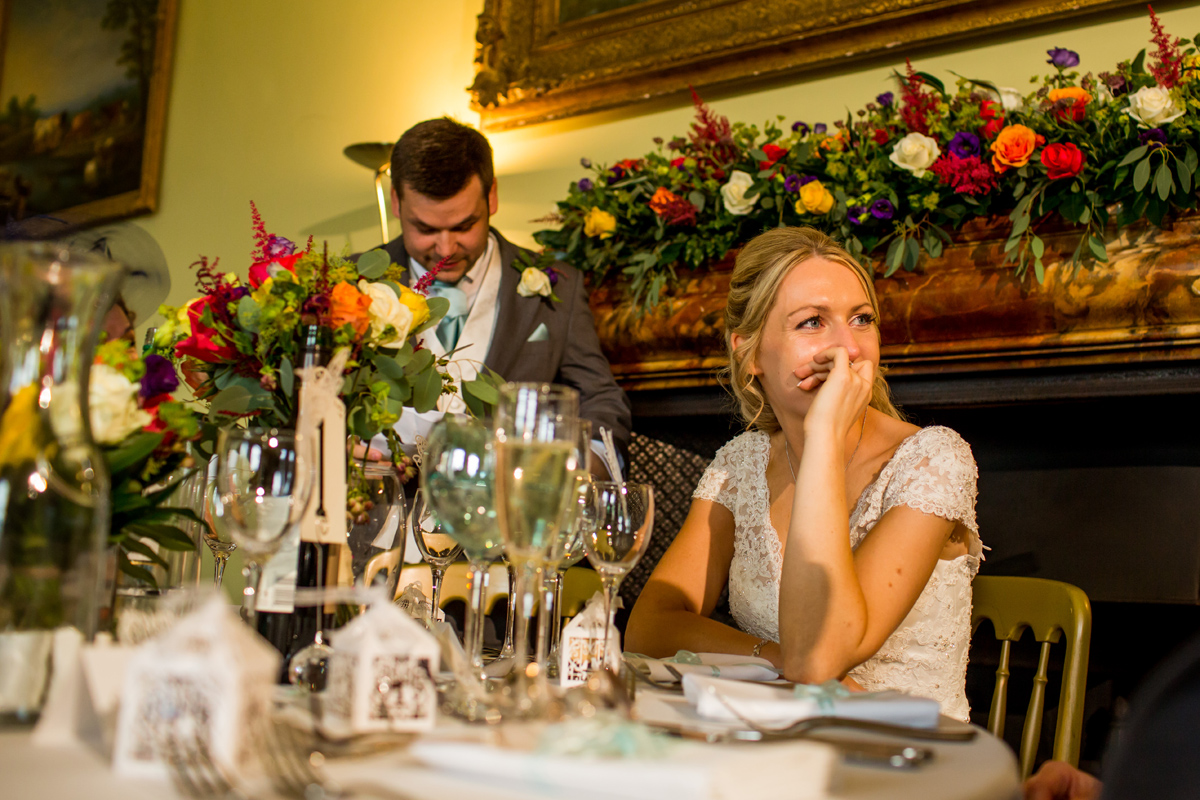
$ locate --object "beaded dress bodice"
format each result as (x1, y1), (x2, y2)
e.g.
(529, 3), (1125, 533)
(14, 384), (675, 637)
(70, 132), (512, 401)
(693, 426), (982, 721)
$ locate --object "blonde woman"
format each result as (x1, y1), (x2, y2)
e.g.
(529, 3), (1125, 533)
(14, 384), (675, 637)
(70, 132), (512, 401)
(625, 226), (982, 720)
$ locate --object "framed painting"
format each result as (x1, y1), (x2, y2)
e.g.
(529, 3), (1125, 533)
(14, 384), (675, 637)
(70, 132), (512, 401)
(0, 0), (177, 229)
(471, 0), (1144, 131)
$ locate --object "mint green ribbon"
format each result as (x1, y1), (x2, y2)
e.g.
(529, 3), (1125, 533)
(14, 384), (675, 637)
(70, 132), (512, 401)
(792, 680), (852, 714)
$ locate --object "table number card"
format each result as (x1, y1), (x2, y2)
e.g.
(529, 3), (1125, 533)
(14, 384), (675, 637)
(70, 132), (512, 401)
(296, 348), (349, 545)
(323, 601), (439, 736)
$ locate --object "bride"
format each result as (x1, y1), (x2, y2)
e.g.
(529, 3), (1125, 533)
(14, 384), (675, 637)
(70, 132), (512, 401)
(625, 226), (982, 721)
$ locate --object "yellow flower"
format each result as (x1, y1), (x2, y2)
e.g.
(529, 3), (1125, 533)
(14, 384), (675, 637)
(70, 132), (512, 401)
(583, 207), (617, 239)
(0, 385), (43, 469)
(797, 180), (834, 215)
(394, 283), (430, 331)
(794, 199), (807, 215)
(1182, 54), (1200, 84)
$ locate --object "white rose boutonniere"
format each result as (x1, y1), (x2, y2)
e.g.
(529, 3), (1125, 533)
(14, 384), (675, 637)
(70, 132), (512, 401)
(517, 266), (553, 298)
(889, 133), (941, 178)
(89, 364), (152, 445)
(720, 170), (758, 215)
(1123, 86), (1185, 127)
(358, 279), (414, 347)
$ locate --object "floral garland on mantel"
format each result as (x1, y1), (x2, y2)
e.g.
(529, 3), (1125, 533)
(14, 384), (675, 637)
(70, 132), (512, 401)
(532, 6), (1200, 313)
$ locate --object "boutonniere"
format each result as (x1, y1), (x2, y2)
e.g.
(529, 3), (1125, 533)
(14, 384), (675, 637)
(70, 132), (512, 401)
(514, 249), (561, 303)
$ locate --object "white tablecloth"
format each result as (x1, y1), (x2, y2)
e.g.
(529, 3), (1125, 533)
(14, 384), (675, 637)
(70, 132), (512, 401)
(0, 720), (1020, 800)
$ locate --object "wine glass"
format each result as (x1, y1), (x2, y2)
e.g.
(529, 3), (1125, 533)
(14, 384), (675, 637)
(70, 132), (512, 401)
(421, 416), (504, 677)
(216, 427), (314, 628)
(409, 489), (463, 623)
(547, 475), (595, 677)
(582, 481), (654, 674)
(493, 382), (581, 715)
(202, 459), (237, 588)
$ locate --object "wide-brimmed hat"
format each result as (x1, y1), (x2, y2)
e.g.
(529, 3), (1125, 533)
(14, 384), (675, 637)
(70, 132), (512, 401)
(64, 222), (170, 322)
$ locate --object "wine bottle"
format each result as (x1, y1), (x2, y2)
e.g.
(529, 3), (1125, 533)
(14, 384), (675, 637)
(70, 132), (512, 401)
(255, 324), (329, 672)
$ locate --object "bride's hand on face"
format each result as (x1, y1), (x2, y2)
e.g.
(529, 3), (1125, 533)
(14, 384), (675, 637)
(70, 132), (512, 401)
(797, 347), (874, 438)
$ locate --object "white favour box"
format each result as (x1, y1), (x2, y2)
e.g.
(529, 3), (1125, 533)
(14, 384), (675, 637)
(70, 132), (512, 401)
(559, 591), (622, 687)
(323, 601), (440, 735)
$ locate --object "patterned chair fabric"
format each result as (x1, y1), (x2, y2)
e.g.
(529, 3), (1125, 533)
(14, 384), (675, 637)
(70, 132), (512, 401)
(618, 432), (715, 620)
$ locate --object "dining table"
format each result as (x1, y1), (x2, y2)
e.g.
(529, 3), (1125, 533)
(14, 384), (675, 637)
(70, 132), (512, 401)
(1, 684), (1022, 800)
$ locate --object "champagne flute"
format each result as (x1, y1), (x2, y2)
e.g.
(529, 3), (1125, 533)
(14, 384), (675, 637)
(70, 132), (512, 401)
(409, 489), (463, 623)
(582, 481), (654, 674)
(203, 478), (237, 588)
(547, 475), (595, 677)
(422, 416), (505, 678)
(493, 383), (581, 716)
(216, 427), (314, 629)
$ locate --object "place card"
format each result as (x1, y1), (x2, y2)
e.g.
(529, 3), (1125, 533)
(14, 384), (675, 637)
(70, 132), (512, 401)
(560, 591), (622, 687)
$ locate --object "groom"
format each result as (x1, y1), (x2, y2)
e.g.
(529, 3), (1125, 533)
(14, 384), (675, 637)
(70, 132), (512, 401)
(370, 116), (631, 471)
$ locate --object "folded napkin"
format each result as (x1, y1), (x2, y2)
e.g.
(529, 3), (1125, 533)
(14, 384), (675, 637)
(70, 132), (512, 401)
(627, 651), (780, 683)
(409, 721), (834, 800)
(683, 674), (941, 728)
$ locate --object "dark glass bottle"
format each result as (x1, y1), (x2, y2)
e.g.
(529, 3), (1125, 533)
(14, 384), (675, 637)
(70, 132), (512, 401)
(256, 324), (330, 677)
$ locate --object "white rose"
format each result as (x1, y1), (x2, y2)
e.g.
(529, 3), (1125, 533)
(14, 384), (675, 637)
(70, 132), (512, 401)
(358, 280), (414, 347)
(1124, 85), (1185, 127)
(889, 132), (941, 178)
(997, 87), (1026, 113)
(89, 364), (152, 445)
(1095, 82), (1114, 105)
(516, 267), (552, 298)
(720, 170), (758, 215)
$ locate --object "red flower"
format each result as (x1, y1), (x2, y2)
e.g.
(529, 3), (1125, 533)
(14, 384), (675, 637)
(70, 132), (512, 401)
(174, 296), (239, 364)
(670, 157), (687, 168)
(1041, 142), (1086, 180)
(648, 187), (697, 226)
(614, 158), (642, 171)
(929, 154), (999, 195)
(978, 99), (1005, 138)
(248, 251), (303, 288)
(872, 128), (890, 145)
(759, 143), (789, 170)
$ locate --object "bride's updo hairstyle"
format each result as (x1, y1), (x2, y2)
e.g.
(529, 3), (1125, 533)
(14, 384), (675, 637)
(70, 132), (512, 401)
(723, 226), (903, 433)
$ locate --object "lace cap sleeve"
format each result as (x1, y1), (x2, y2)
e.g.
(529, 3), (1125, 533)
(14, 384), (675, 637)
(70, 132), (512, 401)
(880, 426), (981, 555)
(692, 433), (751, 512)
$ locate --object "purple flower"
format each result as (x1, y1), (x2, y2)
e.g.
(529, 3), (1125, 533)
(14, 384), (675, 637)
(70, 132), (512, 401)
(792, 121), (810, 134)
(869, 198), (895, 220)
(876, 92), (894, 108)
(797, 175), (818, 187)
(1047, 48), (1080, 69)
(948, 131), (981, 158)
(847, 206), (867, 225)
(606, 166), (624, 184)
(264, 235), (295, 258)
(546, 266), (559, 287)
(813, 123), (827, 135)
(783, 174), (801, 192)
(140, 354), (179, 398)
(577, 178), (594, 191)
(580, 157), (592, 168)
(1138, 127), (1167, 147)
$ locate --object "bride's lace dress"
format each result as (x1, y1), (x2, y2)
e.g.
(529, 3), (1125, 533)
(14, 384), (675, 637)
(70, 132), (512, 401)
(693, 426), (982, 721)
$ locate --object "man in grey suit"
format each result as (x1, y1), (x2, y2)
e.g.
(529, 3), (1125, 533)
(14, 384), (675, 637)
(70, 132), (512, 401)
(374, 117), (631, 471)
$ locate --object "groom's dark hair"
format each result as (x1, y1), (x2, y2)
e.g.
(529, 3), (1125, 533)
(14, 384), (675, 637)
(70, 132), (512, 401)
(390, 117), (494, 201)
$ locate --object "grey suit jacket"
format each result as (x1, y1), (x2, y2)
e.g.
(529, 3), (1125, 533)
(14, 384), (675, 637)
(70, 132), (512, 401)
(371, 230), (632, 458)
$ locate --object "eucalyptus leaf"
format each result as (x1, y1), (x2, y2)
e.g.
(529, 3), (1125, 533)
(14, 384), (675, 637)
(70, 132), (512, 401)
(1088, 235), (1108, 262)
(1155, 161), (1173, 201)
(1118, 145), (1149, 168)
(236, 296), (260, 333)
(105, 432), (165, 475)
(1177, 157), (1193, 195)
(280, 357), (294, 399)
(411, 369), (442, 413)
(1031, 236), (1045, 259)
(1034, 258), (1045, 284)
(356, 249), (390, 279)
(1133, 157), (1152, 192)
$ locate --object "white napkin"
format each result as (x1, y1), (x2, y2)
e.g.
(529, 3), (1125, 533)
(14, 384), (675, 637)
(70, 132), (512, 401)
(409, 736), (835, 800)
(684, 674), (941, 727)
(628, 651), (780, 683)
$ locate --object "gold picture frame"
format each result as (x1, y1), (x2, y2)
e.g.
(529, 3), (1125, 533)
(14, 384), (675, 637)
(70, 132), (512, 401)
(471, 0), (1143, 131)
(0, 0), (177, 229)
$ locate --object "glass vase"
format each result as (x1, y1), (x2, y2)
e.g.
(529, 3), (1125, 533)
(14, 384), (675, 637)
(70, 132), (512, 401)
(0, 242), (123, 723)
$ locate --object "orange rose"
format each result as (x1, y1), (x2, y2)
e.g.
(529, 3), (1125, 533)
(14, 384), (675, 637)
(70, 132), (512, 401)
(1047, 87), (1091, 123)
(328, 281), (373, 337)
(990, 125), (1045, 174)
(649, 186), (681, 216)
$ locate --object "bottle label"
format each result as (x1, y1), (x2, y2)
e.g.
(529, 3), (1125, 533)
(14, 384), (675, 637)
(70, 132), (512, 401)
(257, 523), (300, 613)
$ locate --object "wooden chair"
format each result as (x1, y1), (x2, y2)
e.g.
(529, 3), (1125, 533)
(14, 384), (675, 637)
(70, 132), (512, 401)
(971, 575), (1092, 780)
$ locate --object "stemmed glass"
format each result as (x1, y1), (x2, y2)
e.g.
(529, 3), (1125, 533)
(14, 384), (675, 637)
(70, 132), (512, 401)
(216, 427), (314, 628)
(203, 471), (237, 588)
(409, 489), (463, 623)
(581, 481), (654, 673)
(421, 416), (505, 678)
(547, 476), (595, 676)
(493, 383), (581, 715)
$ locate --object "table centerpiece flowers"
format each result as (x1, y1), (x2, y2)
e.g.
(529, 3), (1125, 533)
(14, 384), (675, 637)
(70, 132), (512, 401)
(533, 6), (1200, 313)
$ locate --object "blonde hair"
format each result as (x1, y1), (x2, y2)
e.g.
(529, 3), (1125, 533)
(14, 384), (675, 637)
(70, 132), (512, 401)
(723, 226), (903, 433)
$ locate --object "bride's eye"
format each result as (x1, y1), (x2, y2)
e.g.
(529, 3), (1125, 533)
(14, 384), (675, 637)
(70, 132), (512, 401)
(852, 312), (878, 326)
(796, 315), (821, 330)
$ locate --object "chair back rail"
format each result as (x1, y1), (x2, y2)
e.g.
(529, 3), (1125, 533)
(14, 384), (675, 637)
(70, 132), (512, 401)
(971, 575), (1092, 779)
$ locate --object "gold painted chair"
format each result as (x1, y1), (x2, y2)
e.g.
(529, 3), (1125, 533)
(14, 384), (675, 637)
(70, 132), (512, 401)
(971, 575), (1092, 780)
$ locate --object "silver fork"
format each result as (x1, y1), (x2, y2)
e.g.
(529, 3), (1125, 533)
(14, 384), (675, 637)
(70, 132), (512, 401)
(257, 713), (343, 799)
(163, 731), (247, 799)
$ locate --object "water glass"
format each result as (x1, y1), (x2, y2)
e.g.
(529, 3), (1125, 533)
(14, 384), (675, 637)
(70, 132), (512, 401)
(408, 489), (463, 623)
